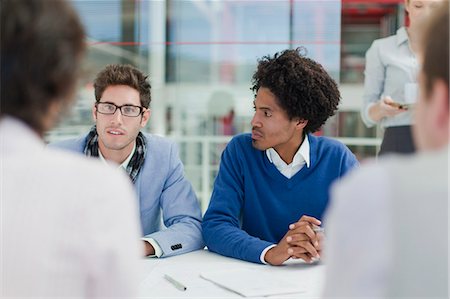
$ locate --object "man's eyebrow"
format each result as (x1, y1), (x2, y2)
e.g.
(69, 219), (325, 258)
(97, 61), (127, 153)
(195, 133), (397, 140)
(253, 100), (275, 111)
(99, 100), (138, 106)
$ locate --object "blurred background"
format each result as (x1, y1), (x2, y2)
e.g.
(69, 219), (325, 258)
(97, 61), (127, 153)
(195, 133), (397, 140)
(46, 0), (406, 211)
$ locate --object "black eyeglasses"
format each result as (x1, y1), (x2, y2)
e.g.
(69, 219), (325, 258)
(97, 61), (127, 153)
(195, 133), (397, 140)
(96, 102), (145, 117)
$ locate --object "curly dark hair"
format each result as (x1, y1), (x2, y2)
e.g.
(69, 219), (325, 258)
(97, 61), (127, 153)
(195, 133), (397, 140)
(1, 0), (85, 135)
(251, 48), (340, 133)
(94, 64), (151, 108)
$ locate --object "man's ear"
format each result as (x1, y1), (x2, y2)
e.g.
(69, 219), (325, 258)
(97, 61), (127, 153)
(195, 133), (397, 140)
(296, 119), (308, 130)
(140, 108), (151, 128)
(92, 104), (97, 121)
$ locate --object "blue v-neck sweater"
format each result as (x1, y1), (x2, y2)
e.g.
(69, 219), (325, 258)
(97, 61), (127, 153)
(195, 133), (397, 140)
(202, 133), (358, 264)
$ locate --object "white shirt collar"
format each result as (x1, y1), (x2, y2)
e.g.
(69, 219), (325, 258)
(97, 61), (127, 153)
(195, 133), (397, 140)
(265, 134), (310, 168)
(396, 27), (409, 46)
(99, 142), (136, 170)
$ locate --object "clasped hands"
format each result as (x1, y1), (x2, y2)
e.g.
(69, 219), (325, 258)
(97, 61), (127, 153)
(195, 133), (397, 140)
(264, 215), (324, 266)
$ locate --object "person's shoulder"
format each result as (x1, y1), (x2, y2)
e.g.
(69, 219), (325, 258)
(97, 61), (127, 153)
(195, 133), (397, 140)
(311, 134), (340, 145)
(340, 158), (387, 185)
(310, 134), (351, 153)
(331, 158), (391, 212)
(142, 133), (181, 159)
(230, 132), (251, 144)
(382, 148), (448, 179)
(366, 32), (397, 57)
(223, 133), (252, 153)
(45, 146), (117, 176)
(143, 132), (175, 148)
(49, 134), (87, 152)
(372, 32), (397, 47)
(344, 149), (445, 188)
(142, 133), (186, 168)
(44, 147), (134, 200)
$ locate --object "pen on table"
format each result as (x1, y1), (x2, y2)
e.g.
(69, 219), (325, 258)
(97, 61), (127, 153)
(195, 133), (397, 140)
(164, 274), (187, 291)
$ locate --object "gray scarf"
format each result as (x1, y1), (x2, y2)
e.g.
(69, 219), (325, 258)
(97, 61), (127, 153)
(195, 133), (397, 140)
(84, 125), (146, 183)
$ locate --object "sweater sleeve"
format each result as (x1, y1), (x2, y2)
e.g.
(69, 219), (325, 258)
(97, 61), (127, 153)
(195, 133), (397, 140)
(202, 137), (273, 264)
(340, 144), (360, 177)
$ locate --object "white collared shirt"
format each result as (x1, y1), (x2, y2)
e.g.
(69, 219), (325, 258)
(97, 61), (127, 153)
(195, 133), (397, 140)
(265, 134), (310, 178)
(260, 135), (310, 264)
(2, 117), (141, 297)
(362, 27), (417, 128)
(323, 147), (449, 297)
(98, 142), (163, 257)
(98, 142), (136, 170)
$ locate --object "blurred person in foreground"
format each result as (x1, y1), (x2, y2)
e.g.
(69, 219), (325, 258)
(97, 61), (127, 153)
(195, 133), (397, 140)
(1, 0), (141, 297)
(202, 48), (358, 265)
(323, 2), (449, 297)
(51, 64), (204, 258)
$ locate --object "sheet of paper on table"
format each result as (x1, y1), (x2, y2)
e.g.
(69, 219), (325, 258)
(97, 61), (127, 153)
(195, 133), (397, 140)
(200, 268), (305, 297)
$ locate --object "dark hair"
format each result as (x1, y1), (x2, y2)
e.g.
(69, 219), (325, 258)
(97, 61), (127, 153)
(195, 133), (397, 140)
(251, 48), (340, 133)
(421, 2), (449, 99)
(94, 64), (151, 108)
(1, 0), (85, 134)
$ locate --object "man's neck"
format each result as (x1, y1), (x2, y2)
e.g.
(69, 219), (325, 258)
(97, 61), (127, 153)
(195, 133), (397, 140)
(274, 134), (304, 165)
(98, 141), (135, 165)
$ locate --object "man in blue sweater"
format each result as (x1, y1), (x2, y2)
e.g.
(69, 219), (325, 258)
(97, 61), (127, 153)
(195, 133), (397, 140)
(202, 48), (358, 265)
(52, 64), (204, 258)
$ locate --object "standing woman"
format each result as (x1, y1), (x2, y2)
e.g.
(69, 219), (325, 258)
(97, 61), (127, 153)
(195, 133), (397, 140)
(361, 0), (443, 155)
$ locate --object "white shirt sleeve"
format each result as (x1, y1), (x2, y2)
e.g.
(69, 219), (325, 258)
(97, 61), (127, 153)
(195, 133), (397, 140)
(141, 237), (163, 258)
(361, 40), (384, 128)
(260, 244), (277, 264)
(363, 102), (379, 127)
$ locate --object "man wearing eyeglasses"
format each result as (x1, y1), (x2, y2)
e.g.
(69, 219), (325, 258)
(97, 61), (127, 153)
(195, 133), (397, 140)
(52, 64), (204, 258)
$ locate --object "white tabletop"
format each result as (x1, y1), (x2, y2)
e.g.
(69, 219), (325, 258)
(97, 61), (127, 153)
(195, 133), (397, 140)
(139, 249), (325, 298)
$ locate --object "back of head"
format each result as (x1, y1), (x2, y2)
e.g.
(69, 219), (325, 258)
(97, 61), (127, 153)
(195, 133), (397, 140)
(94, 64), (152, 108)
(251, 48), (340, 134)
(421, 1), (449, 97)
(0, 0), (85, 135)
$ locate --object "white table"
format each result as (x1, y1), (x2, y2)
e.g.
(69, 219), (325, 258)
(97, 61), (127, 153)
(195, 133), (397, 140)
(139, 250), (325, 298)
